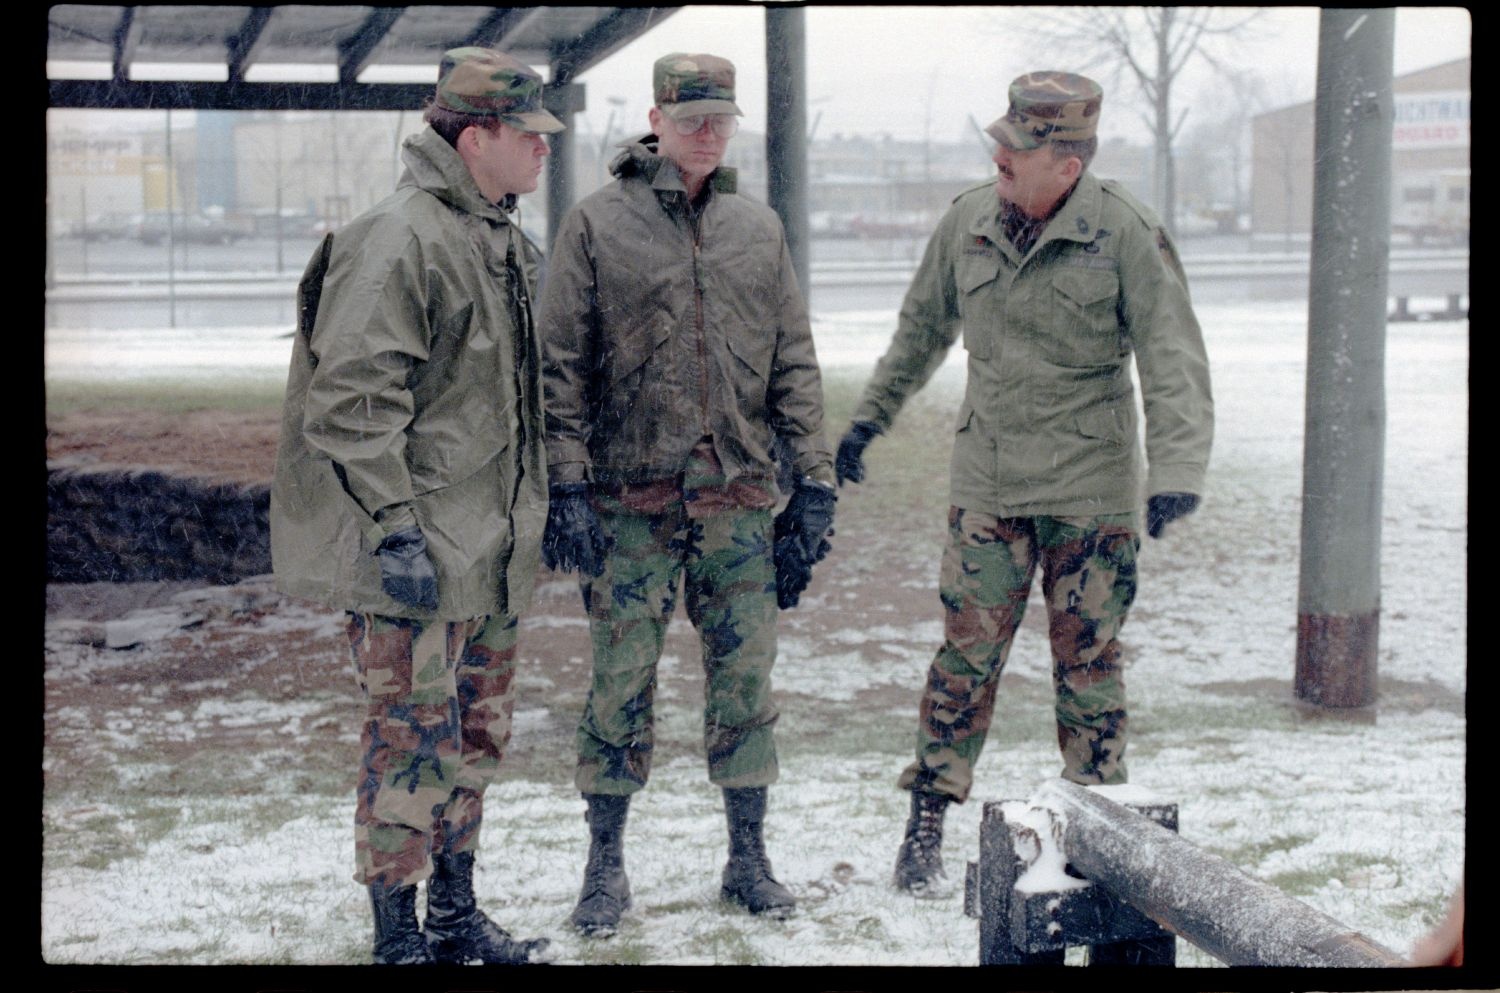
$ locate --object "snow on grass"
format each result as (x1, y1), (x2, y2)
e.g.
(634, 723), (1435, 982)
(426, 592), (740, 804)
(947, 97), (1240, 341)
(43, 300), (1467, 968)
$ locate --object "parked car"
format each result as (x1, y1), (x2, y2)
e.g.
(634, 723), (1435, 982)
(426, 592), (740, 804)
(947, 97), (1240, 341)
(69, 212), (143, 242)
(136, 212), (251, 246)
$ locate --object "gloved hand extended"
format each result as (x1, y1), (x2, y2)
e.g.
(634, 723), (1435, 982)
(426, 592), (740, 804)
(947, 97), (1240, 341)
(835, 420), (882, 486)
(772, 478), (837, 609)
(542, 482), (609, 577)
(376, 526), (440, 611)
(1146, 492), (1200, 539)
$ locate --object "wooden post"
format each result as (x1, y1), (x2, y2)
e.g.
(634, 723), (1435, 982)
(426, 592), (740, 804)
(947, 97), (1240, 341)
(977, 801), (1064, 965)
(1037, 780), (1407, 967)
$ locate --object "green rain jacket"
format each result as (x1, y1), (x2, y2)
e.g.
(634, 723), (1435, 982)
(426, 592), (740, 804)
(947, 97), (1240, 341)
(270, 126), (548, 620)
(853, 172), (1213, 518)
(540, 135), (833, 490)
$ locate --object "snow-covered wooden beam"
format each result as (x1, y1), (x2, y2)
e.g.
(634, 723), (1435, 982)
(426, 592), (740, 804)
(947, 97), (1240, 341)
(1015, 780), (1408, 967)
(969, 787), (1179, 964)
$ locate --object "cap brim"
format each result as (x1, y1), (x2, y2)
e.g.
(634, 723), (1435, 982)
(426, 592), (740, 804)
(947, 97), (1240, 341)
(660, 99), (743, 119)
(503, 109), (566, 134)
(984, 116), (1043, 151)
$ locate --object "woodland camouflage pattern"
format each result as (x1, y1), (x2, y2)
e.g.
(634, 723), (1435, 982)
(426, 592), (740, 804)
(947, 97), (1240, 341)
(652, 52), (742, 117)
(435, 46), (564, 133)
(348, 612), (521, 886)
(573, 499), (780, 796)
(985, 70), (1104, 150)
(897, 507), (1138, 802)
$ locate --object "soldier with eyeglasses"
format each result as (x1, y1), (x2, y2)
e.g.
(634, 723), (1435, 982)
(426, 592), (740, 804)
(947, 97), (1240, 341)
(539, 52), (837, 937)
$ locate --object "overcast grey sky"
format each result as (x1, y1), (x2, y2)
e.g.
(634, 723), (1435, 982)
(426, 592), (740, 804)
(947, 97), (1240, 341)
(566, 6), (1471, 146)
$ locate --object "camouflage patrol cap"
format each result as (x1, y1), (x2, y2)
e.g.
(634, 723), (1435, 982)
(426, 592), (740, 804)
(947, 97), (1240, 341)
(985, 71), (1103, 151)
(653, 52), (744, 119)
(435, 47), (564, 133)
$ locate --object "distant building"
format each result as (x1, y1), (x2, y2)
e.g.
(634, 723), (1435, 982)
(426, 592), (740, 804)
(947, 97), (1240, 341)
(1250, 57), (1469, 246)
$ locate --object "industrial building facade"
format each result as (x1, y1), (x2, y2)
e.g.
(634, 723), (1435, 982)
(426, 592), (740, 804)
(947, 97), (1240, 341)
(1251, 57), (1469, 247)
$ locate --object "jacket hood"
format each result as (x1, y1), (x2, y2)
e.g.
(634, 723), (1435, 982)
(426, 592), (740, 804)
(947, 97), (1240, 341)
(609, 133), (665, 181)
(398, 125), (515, 220)
(609, 132), (738, 195)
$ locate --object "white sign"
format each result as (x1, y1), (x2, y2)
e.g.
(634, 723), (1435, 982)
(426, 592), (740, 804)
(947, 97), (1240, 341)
(1392, 90), (1469, 150)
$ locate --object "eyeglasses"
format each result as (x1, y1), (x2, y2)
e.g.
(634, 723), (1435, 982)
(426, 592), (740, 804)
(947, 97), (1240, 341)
(669, 114), (739, 138)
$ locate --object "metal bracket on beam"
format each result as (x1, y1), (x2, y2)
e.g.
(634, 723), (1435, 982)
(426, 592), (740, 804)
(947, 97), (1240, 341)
(544, 81), (585, 116)
(968, 795), (1179, 966)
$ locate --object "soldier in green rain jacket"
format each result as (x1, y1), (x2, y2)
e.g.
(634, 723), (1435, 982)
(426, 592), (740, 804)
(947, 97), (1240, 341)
(271, 48), (557, 965)
(835, 72), (1213, 899)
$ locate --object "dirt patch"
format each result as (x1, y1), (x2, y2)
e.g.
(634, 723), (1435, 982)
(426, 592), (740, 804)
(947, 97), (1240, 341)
(42, 402), (960, 810)
(47, 408), (280, 485)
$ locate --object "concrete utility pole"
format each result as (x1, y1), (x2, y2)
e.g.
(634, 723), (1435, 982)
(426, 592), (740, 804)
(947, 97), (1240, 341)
(765, 6), (810, 295)
(1295, 9), (1395, 709)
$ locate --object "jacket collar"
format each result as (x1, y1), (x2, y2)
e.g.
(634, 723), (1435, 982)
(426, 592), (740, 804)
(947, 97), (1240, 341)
(969, 171), (1105, 262)
(397, 126), (514, 223)
(613, 134), (739, 199)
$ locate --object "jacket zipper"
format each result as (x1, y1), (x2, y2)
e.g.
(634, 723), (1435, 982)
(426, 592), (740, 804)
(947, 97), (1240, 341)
(691, 211), (711, 436)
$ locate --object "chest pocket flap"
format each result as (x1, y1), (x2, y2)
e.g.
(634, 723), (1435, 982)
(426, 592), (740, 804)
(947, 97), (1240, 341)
(1052, 268), (1125, 363)
(956, 250), (1004, 360)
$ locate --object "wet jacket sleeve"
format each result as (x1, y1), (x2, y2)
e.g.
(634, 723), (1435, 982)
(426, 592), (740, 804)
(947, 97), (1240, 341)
(851, 205), (965, 430)
(538, 207), (598, 486)
(1120, 218), (1214, 496)
(768, 231), (835, 477)
(300, 220), (430, 535)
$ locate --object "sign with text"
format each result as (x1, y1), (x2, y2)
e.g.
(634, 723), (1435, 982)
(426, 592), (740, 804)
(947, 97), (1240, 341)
(1392, 90), (1469, 150)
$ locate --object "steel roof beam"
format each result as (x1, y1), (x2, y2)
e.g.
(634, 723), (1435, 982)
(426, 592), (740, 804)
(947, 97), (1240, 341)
(338, 6), (407, 84)
(466, 6), (545, 49)
(227, 7), (276, 84)
(551, 6), (681, 84)
(112, 7), (143, 84)
(48, 79), (436, 112)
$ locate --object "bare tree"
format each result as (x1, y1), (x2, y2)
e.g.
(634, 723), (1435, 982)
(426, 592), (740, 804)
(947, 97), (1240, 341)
(1016, 6), (1262, 236)
(1180, 66), (1274, 234)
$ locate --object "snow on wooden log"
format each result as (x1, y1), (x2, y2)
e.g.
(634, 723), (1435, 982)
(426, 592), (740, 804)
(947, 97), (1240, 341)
(1032, 779), (1407, 967)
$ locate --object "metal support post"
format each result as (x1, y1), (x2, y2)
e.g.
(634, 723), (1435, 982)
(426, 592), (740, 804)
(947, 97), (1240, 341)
(765, 6), (809, 296)
(544, 80), (586, 252)
(1295, 8), (1396, 708)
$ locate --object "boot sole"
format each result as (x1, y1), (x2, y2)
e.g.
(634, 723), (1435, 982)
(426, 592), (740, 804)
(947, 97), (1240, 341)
(575, 922), (620, 938)
(893, 875), (954, 900)
(571, 893), (631, 938)
(720, 887), (796, 919)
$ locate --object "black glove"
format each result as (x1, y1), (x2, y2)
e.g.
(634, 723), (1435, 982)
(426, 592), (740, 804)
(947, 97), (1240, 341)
(1146, 492), (1200, 539)
(375, 526), (440, 612)
(542, 482), (609, 577)
(835, 420), (882, 486)
(772, 479), (837, 609)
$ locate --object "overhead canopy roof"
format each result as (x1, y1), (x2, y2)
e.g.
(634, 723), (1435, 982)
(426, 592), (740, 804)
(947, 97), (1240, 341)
(47, 5), (681, 110)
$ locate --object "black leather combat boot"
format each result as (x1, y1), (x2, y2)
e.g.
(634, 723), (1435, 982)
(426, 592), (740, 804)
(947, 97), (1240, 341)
(893, 790), (951, 897)
(368, 881), (435, 965)
(570, 793), (632, 937)
(720, 786), (796, 918)
(424, 848), (552, 964)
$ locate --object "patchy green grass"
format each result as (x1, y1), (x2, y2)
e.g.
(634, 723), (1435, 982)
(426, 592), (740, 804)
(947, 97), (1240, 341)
(1220, 832), (1319, 868)
(1267, 853), (1404, 898)
(45, 377), (286, 417)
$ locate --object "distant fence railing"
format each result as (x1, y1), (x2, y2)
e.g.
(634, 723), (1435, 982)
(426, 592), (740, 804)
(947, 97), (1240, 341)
(46, 249), (1467, 304)
(964, 779), (1408, 967)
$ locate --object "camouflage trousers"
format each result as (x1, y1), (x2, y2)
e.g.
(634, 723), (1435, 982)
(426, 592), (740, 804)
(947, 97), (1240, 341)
(346, 611), (520, 887)
(575, 502), (780, 795)
(897, 507), (1140, 803)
